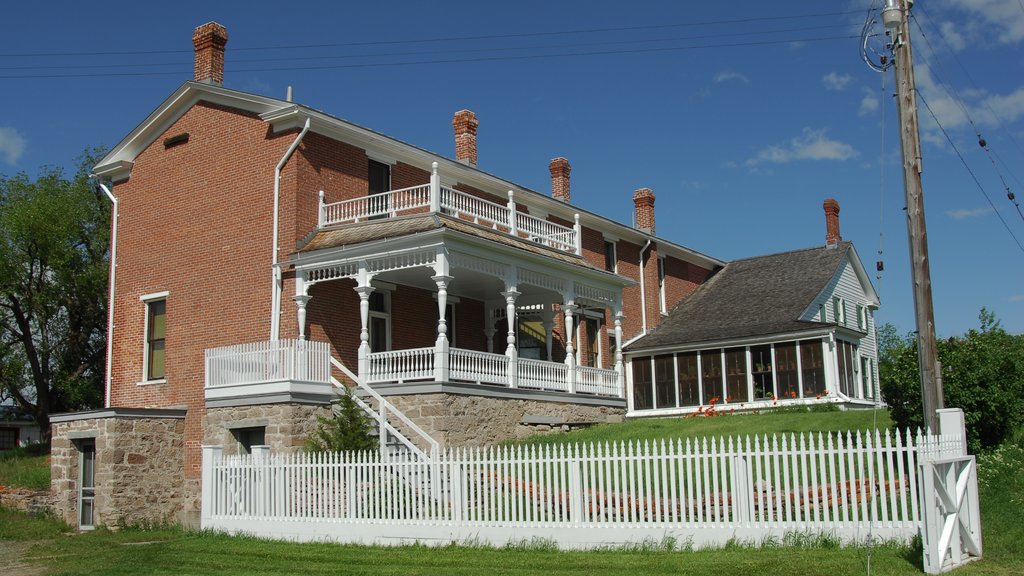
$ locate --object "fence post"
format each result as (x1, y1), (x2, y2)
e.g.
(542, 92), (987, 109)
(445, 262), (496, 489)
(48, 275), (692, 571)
(252, 445), (269, 518)
(201, 445), (223, 528)
(936, 408), (968, 456)
(569, 453), (583, 527)
(450, 460), (464, 523)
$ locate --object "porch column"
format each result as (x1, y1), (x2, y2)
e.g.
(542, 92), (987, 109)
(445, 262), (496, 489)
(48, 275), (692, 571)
(541, 303), (555, 362)
(483, 303), (497, 353)
(564, 302), (578, 393)
(429, 162), (440, 212)
(354, 274), (375, 381)
(501, 290), (520, 388)
(433, 274), (453, 383)
(293, 273), (311, 340)
(614, 309), (625, 398)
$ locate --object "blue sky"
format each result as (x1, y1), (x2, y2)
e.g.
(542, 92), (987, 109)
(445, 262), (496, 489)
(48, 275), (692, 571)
(1, 0), (1023, 337)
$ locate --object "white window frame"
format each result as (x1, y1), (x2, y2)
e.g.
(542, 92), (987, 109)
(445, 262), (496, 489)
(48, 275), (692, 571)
(658, 256), (667, 314)
(77, 437), (97, 531)
(833, 296), (846, 325)
(577, 309), (604, 367)
(368, 287), (392, 352)
(857, 304), (868, 331)
(139, 291), (169, 385)
(603, 238), (618, 273)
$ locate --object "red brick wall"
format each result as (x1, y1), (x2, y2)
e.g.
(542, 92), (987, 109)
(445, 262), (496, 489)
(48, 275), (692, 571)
(108, 102), (296, 478)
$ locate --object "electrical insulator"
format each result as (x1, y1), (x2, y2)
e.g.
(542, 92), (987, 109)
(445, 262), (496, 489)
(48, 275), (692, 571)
(978, 137), (987, 148)
(876, 261), (884, 272)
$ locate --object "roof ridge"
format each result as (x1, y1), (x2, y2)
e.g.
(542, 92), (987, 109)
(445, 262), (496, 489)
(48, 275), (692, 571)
(726, 240), (850, 264)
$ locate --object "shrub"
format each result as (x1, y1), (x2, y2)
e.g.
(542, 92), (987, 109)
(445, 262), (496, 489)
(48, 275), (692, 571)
(305, 387), (377, 453)
(879, 309), (1024, 452)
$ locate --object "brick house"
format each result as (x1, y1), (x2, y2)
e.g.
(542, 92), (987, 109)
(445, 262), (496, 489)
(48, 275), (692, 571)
(50, 23), (878, 530)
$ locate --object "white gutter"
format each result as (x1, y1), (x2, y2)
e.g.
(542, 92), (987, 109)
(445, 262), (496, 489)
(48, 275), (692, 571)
(98, 183), (118, 408)
(270, 117), (311, 341)
(638, 239), (652, 334)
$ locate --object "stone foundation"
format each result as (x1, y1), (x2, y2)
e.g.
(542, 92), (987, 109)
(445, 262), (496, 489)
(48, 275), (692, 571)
(377, 383), (626, 448)
(203, 403), (330, 456)
(50, 408), (187, 529)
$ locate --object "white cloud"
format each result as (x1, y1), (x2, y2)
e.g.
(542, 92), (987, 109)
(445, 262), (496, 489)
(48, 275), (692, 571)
(1010, 294), (1024, 302)
(938, 0), (1024, 45)
(714, 70), (749, 84)
(939, 21), (968, 52)
(746, 128), (858, 167)
(980, 86), (1024, 123)
(0, 127), (27, 165)
(946, 207), (994, 219)
(822, 72), (853, 91)
(859, 88), (880, 116)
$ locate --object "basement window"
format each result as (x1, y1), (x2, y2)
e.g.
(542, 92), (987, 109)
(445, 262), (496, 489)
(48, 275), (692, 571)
(233, 427), (266, 455)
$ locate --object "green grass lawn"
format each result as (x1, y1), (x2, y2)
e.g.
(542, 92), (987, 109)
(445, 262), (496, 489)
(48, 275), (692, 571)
(0, 444), (50, 490)
(508, 406), (895, 447)
(3, 413), (1020, 576)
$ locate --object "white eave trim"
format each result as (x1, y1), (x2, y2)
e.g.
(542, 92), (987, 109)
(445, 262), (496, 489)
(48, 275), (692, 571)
(624, 326), (837, 357)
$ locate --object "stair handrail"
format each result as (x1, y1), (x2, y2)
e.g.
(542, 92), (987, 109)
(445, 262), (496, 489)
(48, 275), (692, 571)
(331, 356), (440, 459)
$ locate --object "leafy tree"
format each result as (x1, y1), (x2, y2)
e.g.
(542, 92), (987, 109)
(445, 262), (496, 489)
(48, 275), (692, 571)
(305, 387), (377, 453)
(0, 150), (109, 440)
(879, 309), (1024, 453)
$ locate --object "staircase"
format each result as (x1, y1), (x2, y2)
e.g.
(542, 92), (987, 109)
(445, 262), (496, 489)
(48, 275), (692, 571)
(329, 356), (439, 462)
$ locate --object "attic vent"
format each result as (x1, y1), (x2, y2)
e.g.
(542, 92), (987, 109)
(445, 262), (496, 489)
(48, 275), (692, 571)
(163, 133), (190, 149)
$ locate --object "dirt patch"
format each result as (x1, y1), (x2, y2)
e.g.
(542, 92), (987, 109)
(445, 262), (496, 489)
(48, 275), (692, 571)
(0, 541), (49, 576)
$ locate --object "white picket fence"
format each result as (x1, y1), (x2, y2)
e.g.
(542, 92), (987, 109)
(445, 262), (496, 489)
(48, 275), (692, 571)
(202, 428), (964, 549)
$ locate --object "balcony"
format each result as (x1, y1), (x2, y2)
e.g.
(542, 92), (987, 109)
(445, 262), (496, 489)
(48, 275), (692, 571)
(317, 164), (582, 257)
(204, 340), (623, 400)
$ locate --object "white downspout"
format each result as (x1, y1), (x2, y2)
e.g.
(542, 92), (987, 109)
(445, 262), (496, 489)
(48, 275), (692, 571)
(270, 117), (311, 341)
(638, 239), (652, 334)
(98, 183), (118, 408)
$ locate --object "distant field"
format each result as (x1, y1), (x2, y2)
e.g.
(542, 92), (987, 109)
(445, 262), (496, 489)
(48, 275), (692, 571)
(0, 444), (50, 490)
(506, 406), (895, 447)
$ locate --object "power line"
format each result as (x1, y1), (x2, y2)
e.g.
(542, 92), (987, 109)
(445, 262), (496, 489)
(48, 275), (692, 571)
(0, 9), (865, 58)
(0, 33), (864, 80)
(0, 22), (856, 72)
(917, 91), (1024, 254)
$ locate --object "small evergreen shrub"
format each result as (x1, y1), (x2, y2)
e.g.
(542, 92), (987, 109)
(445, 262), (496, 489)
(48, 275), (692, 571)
(305, 387), (377, 453)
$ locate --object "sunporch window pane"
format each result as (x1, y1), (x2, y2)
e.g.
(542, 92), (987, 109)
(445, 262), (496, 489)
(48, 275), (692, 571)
(801, 339), (827, 396)
(676, 352), (700, 407)
(724, 347), (748, 403)
(654, 355), (675, 409)
(775, 342), (799, 399)
(751, 345), (773, 400)
(632, 358), (653, 410)
(700, 350), (721, 404)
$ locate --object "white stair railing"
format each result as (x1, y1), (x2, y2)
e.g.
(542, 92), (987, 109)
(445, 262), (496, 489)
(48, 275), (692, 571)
(330, 356), (439, 461)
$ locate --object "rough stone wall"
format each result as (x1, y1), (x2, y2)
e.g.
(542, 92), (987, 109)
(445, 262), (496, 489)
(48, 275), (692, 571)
(384, 393), (625, 448)
(50, 417), (185, 528)
(204, 404), (330, 456)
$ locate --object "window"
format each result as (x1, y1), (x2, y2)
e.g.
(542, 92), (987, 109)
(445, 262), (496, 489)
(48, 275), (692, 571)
(78, 439), (96, 529)
(836, 340), (858, 397)
(0, 427), (17, 450)
(632, 358), (653, 410)
(368, 290), (391, 352)
(657, 257), (667, 314)
(861, 356), (874, 399)
(700, 349), (722, 404)
(367, 160), (391, 219)
(654, 355), (675, 409)
(603, 240), (617, 273)
(750, 345), (773, 400)
(140, 292), (169, 383)
(774, 342), (799, 399)
(581, 314), (601, 367)
(676, 352), (700, 407)
(857, 304), (868, 331)
(833, 297), (846, 325)
(801, 339), (827, 397)
(724, 347), (748, 403)
(233, 427), (266, 455)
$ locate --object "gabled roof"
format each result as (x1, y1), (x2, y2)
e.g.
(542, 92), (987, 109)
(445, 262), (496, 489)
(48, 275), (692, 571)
(93, 81), (723, 270)
(627, 241), (869, 352)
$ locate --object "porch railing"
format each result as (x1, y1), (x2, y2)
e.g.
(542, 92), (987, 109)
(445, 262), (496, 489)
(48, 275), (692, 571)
(318, 164), (582, 256)
(204, 340), (331, 388)
(366, 346), (620, 397)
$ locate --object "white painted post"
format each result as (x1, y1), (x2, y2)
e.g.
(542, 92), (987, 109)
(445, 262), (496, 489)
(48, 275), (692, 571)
(251, 445), (269, 518)
(937, 408), (967, 456)
(507, 190), (518, 236)
(318, 190), (326, 226)
(573, 213), (582, 255)
(433, 274), (453, 383)
(429, 162), (440, 213)
(569, 450), (583, 527)
(502, 290), (520, 388)
(564, 302), (578, 393)
(450, 460), (464, 522)
(354, 281), (375, 382)
(293, 295), (311, 341)
(614, 309), (625, 398)
(200, 445), (223, 527)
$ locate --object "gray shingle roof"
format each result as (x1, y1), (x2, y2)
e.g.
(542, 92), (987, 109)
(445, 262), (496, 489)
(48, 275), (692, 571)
(627, 242), (852, 351)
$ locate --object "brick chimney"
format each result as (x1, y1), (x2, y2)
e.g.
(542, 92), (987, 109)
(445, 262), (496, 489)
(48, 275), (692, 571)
(633, 188), (656, 234)
(192, 22), (228, 86)
(824, 198), (841, 247)
(549, 157), (571, 203)
(452, 110), (479, 166)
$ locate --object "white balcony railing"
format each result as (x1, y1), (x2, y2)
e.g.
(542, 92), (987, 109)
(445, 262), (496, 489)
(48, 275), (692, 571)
(205, 340), (331, 389)
(318, 164), (582, 256)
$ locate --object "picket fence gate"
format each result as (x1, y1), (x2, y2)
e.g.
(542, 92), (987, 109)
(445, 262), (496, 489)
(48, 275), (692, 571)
(201, 427), (973, 556)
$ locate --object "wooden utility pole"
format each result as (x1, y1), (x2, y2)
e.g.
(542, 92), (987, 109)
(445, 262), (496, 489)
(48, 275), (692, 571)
(887, 0), (943, 432)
